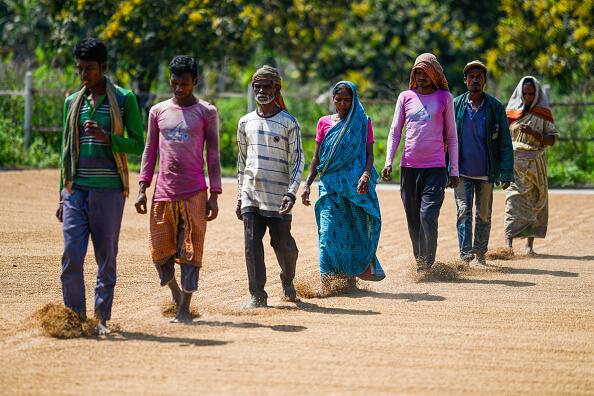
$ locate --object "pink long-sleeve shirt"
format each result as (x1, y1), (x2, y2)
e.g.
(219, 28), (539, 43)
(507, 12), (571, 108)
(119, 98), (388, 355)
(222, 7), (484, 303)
(139, 98), (222, 201)
(385, 89), (459, 176)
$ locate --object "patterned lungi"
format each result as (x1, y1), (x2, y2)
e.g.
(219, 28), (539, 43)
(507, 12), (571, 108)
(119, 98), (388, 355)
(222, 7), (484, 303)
(149, 190), (207, 267)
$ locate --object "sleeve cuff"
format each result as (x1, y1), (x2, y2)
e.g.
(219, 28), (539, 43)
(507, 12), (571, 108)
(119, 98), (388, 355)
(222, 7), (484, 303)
(500, 171), (514, 182)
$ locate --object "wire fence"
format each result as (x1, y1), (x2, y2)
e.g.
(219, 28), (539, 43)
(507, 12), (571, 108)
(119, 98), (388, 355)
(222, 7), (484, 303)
(1, 72), (593, 145)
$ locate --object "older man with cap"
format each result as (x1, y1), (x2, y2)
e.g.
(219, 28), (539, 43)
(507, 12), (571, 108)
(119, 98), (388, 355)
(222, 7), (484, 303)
(236, 65), (304, 308)
(452, 60), (513, 266)
(382, 53), (459, 272)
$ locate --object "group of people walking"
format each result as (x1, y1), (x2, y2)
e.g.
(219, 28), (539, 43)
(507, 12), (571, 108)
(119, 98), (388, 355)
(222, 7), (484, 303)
(56, 38), (557, 333)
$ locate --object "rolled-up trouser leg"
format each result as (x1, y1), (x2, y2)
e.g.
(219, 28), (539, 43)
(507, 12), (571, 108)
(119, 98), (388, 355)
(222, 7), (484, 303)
(155, 257), (175, 286)
(180, 264), (199, 293)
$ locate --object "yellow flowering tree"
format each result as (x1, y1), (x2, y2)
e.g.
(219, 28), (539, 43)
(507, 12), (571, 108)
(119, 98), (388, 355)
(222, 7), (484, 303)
(488, 0), (594, 89)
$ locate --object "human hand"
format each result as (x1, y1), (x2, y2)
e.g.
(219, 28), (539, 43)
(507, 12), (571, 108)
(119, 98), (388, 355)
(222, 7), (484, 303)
(357, 172), (370, 194)
(520, 124), (542, 140)
(56, 202), (63, 223)
(448, 176), (460, 188)
(83, 120), (110, 143)
(134, 191), (147, 214)
(381, 165), (392, 181)
(279, 195), (295, 215)
(301, 185), (311, 206)
(206, 193), (219, 221)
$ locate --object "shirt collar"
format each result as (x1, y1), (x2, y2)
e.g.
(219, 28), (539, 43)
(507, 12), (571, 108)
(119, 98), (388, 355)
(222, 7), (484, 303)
(466, 94), (485, 112)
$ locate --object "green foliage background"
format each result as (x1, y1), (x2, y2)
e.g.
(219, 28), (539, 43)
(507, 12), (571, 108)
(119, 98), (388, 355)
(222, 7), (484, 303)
(0, 0), (593, 186)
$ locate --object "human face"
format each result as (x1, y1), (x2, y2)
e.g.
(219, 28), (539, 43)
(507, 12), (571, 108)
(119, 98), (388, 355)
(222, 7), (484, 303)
(170, 72), (197, 100)
(76, 59), (106, 90)
(464, 67), (486, 94)
(414, 69), (432, 89)
(333, 88), (353, 119)
(253, 79), (277, 105)
(522, 82), (536, 108)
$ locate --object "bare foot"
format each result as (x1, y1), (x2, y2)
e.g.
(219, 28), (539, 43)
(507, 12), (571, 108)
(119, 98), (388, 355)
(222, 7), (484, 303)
(240, 295), (267, 309)
(95, 322), (111, 335)
(170, 291), (194, 323)
(281, 282), (298, 302)
(525, 237), (535, 256)
(170, 310), (193, 323)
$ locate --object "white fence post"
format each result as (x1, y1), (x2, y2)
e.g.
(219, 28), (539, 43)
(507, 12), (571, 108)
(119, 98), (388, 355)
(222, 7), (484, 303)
(247, 83), (255, 113)
(543, 84), (551, 103)
(24, 71), (33, 148)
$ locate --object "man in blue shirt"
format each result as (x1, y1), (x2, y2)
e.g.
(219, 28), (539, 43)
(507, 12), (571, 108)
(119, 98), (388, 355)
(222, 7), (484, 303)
(453, 61), (514, 266)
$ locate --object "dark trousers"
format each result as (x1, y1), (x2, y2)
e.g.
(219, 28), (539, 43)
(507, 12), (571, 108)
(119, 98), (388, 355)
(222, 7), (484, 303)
(243, 212), (298, 300)
(61, 188), (125, 321)
(400, 167), (448, 267)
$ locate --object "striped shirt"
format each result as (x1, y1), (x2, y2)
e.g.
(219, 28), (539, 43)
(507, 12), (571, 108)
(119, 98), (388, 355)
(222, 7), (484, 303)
(62, 86), (144, 190)
(237, 110), (304, 218)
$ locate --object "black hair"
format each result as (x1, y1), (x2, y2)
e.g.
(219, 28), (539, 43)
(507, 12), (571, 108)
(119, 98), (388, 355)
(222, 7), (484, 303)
(522, 77), (535, 87)
(332, 82), (353, 97)
(169, 55), (198, 79)
(74, 38), (108, 63)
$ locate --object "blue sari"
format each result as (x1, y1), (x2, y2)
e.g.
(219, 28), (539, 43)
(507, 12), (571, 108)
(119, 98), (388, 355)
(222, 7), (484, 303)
(315, 81), (385, 281)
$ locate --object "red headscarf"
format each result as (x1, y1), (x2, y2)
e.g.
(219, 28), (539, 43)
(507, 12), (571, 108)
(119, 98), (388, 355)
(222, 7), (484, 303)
(409, 53), (449, 91)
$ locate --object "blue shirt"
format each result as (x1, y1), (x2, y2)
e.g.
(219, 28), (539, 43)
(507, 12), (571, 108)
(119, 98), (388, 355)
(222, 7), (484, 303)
(459, 99), (488, 178)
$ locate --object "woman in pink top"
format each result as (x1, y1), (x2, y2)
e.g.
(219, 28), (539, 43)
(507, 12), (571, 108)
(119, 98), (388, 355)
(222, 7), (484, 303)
(301, 81), (384, 289)
(381, 53), (459, 272)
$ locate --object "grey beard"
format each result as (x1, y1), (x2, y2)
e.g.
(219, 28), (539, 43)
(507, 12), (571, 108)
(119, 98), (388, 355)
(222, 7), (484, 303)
(255, 95), (275, 105)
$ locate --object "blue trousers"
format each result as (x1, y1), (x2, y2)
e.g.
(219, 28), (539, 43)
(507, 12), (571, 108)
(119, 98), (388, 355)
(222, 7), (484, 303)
(61, 188), (125, 321)
(454, 177), (494, 260)
(400, 167), (447, 267)
(155, 260), (199, 293)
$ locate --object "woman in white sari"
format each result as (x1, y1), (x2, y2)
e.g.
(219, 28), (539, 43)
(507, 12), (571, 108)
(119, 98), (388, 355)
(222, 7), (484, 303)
(504, 76), (557, 255)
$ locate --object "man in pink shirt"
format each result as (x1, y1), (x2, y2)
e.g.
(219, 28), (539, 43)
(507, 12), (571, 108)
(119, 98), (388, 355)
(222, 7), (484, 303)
(382, 53), (459, 272)
(135, 56), (222, 322)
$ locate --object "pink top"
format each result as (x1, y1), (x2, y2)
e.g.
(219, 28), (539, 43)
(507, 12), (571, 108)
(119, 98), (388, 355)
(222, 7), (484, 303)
(316, 115), (374, 144)
(385, 90), (459, 176)
(139, 98), (222, 201)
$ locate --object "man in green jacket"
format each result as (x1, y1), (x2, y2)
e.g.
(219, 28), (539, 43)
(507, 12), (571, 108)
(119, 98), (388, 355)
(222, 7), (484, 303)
(56, 38), (145, 334)
(453, 60), (513, 266)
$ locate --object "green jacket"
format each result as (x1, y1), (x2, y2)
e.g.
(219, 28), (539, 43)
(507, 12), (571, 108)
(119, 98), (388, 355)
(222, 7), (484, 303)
(453, 92), (514, 183)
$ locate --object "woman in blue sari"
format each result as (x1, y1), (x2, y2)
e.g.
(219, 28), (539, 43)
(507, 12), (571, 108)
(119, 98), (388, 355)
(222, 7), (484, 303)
(301, 81), (385, 283)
